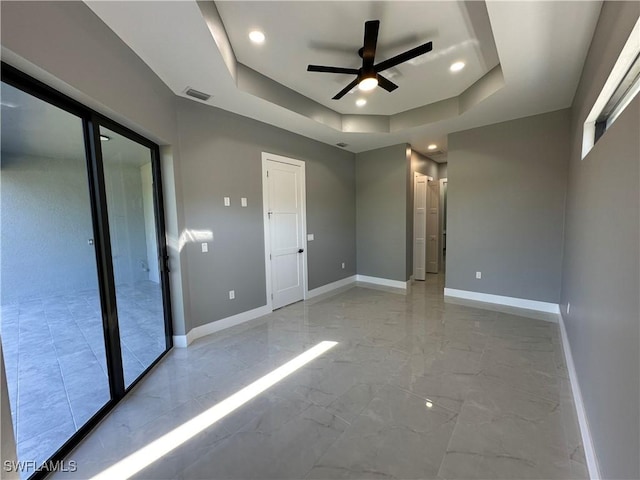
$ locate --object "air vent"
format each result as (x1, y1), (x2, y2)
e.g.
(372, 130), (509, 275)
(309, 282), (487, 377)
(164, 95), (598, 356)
(336, 142), (349, 148)
(185, 88), (211, 101)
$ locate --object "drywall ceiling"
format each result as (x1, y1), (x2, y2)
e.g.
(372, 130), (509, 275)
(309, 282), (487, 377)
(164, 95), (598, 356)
(85, 1), (602, 159)
(216, 1), (498, 116)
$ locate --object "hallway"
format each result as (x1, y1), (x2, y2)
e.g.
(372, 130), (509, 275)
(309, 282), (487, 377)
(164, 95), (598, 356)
(56, 275), (587, 479)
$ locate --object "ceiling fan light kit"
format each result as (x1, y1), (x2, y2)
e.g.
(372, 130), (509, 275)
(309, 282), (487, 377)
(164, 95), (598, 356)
(307, 19), (433, 100)
(358, 75), (378, 91)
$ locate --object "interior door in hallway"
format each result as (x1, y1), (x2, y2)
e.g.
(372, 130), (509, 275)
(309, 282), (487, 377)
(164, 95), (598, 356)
(413, 173), (428, 280)
(426, 179), (440, 273)
(264, 156), (306, 309)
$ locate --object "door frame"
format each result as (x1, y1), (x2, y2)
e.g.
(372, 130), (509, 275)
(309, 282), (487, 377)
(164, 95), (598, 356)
(261, 152), (308, 311)
(426, 178), (440, 274)
(439, 177), (448, 270)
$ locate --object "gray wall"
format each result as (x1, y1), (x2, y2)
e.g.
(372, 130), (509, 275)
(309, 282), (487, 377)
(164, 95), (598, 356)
(561, 2), (640, 478)
(176, 99), (356, 329)
(446, 109), (570, 303)
(437, 163), (448, 179)
(355, 144), (410, 282)
(411, 151), (439, 179)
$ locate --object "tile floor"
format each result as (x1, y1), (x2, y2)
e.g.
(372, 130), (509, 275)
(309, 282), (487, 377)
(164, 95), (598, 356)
(0, 281), (166, 476)
(49, 273), (587, 479)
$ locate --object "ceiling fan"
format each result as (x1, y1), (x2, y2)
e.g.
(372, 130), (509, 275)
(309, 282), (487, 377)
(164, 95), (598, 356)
(307, 20), (433, 100)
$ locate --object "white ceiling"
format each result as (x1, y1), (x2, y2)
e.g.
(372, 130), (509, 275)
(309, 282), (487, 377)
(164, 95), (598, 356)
(217, 1), (497, 116)
(85, 1), (602, 160)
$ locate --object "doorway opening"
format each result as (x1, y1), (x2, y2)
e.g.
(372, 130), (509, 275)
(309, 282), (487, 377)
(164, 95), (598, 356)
(413, 173), (440, 279)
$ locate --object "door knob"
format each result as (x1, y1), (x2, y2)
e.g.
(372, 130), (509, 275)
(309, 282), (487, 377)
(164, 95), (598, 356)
(298, 249), (304, 253)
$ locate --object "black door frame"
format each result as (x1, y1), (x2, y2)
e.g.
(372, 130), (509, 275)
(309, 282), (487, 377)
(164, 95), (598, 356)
(1, 62), (173, 479)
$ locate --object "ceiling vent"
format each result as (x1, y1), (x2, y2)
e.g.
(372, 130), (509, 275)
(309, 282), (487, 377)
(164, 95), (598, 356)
(185, 88), (211, 101)
(336, 142), (349, 148)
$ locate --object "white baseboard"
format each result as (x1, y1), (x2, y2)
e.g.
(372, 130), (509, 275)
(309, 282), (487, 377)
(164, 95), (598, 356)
(172, 335), (188, 348)
(307, 275), (356, 299)
(356, 275), (409, 290)
(173, 304), (272, 348)
(444, 288), (560, 314)
(559, 313), (601, 479)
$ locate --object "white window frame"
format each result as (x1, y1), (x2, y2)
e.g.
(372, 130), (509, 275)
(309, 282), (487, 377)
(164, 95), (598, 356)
(582, 17), (640, 159)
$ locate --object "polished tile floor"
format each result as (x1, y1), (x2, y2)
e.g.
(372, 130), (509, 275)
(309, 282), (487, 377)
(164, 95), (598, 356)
(0, 281), (166, 476)
(54, 274), (587, 479)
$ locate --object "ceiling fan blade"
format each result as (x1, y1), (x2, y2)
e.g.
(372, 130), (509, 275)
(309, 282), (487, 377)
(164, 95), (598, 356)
(374, 41), (433, 72)
(332, 78), (359, 100)
(377, 74), (398, 93)
(362, 20), (380, 69)
(307, 65), (360, 75)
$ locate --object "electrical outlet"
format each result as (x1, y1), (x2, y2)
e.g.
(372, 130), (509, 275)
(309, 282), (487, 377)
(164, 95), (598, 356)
(341, 262), (345, 269)
(475, 271), (482, 279)
(201, 243), (208, 253)
(307, 233), (314, 241)
(224, 197), (230, 206)
(567, 302), (571, 314)
(241, 197), (247, 207)
(229, 290), (235, 300)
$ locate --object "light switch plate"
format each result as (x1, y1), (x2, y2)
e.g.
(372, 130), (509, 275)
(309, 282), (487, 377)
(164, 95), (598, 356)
(241, 197), (247, 207)
(201, 243), (208, 253)
(307, 234), (314, 241)
(224, 197), (230, 206)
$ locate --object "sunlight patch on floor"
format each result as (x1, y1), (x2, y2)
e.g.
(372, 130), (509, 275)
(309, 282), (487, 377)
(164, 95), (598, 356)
(90, 340), (338, 480)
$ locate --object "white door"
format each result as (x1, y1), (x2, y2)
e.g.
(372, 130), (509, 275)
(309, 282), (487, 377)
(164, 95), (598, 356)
(426, 180), (440, 273)
(264, 157), (306, 309)
(413, 173), (427, 280)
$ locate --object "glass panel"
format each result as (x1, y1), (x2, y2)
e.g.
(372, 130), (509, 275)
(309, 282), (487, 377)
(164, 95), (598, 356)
(0, 82), (111, 477)
(99, 127), (166, 388)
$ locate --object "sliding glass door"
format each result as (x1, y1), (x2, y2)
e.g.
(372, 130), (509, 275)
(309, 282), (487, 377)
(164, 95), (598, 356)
(0, 81), (112, 475)
(99, 126), (168, 388)
(0, 65), (172, 479)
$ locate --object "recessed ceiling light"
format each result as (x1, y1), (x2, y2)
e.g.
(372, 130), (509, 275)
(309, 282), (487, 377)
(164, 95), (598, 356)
(100, 135), (111, 142)
(356, 98), (367, 107)
(450, 61), (465, 72)
(428, 144), (438, 150)
(249, 30), (265, 44)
